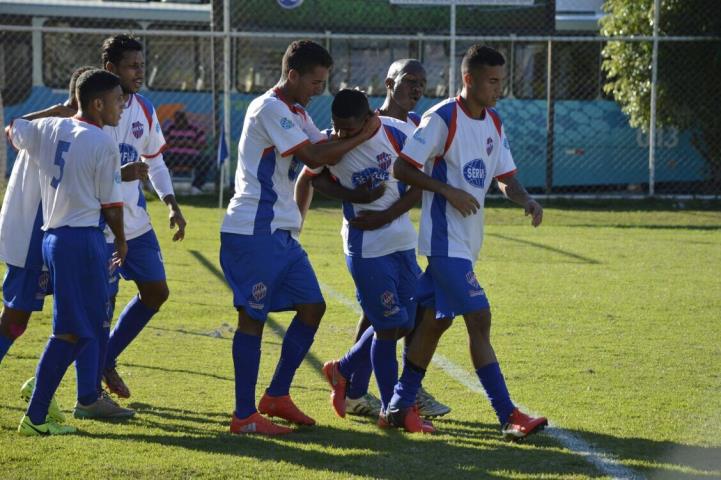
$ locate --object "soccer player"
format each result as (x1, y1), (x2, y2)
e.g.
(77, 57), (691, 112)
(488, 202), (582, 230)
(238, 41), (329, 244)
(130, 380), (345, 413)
(332, 59), (451, 419)
(97, 34), (187, 399)
(6, 69), (126, 435)
(220, 40), (379, 436)
(298, 89), (430, 428)
(1, 66), (133, 420)
(386, 45), (548, 438)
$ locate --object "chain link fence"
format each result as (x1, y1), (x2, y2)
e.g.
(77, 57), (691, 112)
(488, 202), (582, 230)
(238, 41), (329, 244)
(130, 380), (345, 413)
(1, 0), (720, 197)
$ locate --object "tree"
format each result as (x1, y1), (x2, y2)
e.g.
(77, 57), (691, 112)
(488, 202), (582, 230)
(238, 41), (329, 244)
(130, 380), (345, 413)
(600, 0), (721, 191)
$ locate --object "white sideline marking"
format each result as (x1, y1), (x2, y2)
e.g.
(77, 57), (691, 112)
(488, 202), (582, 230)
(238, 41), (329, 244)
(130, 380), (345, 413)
(320, 283), (641, 480)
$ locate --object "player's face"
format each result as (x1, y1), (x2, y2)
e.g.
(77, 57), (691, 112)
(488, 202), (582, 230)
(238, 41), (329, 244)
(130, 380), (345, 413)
(100, 85), (125, 127)
(291, 66), (329, 106)
(108, 50), (145, 95)
(390, 69), (427, 112)
(466, 65), (505, 108)
(332, 114), (367, 139)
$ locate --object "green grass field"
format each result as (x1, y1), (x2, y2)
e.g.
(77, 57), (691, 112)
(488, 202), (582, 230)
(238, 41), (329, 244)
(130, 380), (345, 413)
(1, 195), (720, 479)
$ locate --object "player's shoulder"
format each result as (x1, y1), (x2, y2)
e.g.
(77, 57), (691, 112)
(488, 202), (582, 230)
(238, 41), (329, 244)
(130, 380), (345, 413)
(423, 98), (458, 128)
(407, 111), (422, 126)
(486, 107), (504, 135)
(129, 93), (158, 128)
(380, 115), (414, 137)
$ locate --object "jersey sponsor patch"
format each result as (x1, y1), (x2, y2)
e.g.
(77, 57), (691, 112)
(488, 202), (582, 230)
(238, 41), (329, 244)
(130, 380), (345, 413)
(462, 159), (487, 188)
(280, 117), (294, 130)
(351, 167), (388, 189)
(119, 143), (139, 165)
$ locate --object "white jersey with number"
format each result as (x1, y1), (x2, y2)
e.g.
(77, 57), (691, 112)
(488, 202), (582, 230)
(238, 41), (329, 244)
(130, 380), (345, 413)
(0, 149), (44, 269)
(400, 97), (517, 262)
(221, 88), (325, 236)
(8, 117), (123, 230)
(306, 116), (417, 258)
(103, 93), (166, 240)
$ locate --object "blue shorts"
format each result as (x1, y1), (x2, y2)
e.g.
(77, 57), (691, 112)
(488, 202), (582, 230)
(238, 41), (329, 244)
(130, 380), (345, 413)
(346, 249), (421, 331)
(2, 264), (52, 312)
(43, 227), (109, 339)
(220, 230), (324, 322)
(107, 229), (166, 297)
(416, 256), (490, 320)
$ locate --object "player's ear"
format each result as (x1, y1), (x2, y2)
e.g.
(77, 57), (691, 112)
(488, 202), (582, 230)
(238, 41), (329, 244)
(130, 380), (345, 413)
(462, 71), (474, 88)
(385, 78), (395, 91)
(287, 69), (299, 84)
(105, 62), (116, 74)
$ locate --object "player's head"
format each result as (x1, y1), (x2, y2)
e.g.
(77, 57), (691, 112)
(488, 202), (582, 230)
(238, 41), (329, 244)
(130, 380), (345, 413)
(331, 89), (372, 139)
(67, 66), (96, 109)
(102, 34), (144, 95)
(76, 69), (124, 127)
(385, 59), (426, 112)
(461, 44), (506, 108)
(280, 40), (333, 106)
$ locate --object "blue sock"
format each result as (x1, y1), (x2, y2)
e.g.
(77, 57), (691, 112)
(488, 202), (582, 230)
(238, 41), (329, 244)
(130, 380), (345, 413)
(233, 330), (261, 419)
(27, 337), (85, 424)
(347, 362), (373, 400)
(371, 337), (398, 410)
(477, 362), (516, 425)
(74, 337), (100, 406)
(389, 360), (426, 410)
(266, 316), (317, 397)
(105, 295), (157, 369)
(338, 326), (374, 381)
(0, 335), (13, 365)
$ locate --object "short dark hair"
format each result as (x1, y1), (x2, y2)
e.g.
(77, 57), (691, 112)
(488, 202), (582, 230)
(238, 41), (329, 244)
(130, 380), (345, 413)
(281, 40), (333, 78)
(101, 33), (143, 66)
(76, 69), (121, 110)
(68, 65), (96, 103)
(461, 45), (505, 73)
(332, 89), (370, 120)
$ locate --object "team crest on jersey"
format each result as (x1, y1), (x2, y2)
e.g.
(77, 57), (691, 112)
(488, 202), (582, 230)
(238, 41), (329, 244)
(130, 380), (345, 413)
(376, 152), (392, 171)
(280, 117), (294, 130)
(118, 143), (139, 165)
(381, 291), (401, 317)
(486, 137), (494, 155)
(462, 159), (487, 188)
(250, 282), (267, 309)
(132, 121), (144, 139)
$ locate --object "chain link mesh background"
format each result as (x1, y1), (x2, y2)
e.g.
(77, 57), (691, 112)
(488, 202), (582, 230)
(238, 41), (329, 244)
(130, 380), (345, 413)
(1, 0), (719, 197)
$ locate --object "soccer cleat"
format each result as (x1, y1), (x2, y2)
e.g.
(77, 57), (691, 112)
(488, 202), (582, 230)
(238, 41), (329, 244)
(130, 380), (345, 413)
(230, 412), (293, 436)
(346, 392), (382, 418)
(73, 391), (136, 419)
(20, 377), (66, 424)
(258, 393), (315, 426)
(384, 404), (435, 434)
(322, 360), (347, 418)
(416, 386), (451, 418)
(102, 367), (130, 399)
(18, 415), (76, 436)
(501, 408), (548, 441)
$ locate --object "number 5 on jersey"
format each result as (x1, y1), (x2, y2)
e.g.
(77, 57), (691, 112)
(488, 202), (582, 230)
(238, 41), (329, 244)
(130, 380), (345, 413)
(51, 141), (71, 188)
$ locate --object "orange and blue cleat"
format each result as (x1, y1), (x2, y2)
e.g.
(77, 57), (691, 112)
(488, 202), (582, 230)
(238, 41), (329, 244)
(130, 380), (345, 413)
(258, 393), (315, 426)
(230, 412), (293, 436)
(501, 408), (548, 441)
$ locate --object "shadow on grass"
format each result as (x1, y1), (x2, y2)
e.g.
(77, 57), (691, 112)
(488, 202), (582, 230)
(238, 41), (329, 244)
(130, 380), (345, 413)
(487, 233), (602, 264)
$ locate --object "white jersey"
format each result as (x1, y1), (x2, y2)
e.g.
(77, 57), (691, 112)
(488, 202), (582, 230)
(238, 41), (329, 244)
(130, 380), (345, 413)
(400, 97), (517, 262)
(104, 93), (166, 240)
(221, 88), (325, 236)
(307, 116), (417, 258)
(8, 117), (123, 230)
(0, 150), (44, 269)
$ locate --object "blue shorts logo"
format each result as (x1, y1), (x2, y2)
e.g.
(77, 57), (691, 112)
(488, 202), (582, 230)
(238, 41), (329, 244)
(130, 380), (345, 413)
(118, 143), (139, 165)
(462, 159), (486, 188)
(277, 0), (303, 8)
(280, 117), (294, 130)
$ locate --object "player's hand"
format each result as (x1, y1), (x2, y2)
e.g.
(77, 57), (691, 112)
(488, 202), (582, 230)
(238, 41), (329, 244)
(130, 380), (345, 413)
(169, 208), (186, 241)
(353, 180), (385, 204)
(112, 240), (127, 267)
(525, 198), (543, 227)
(443, 186), (480, 217)
(360, 113), (381, 140)
(349, 210), (391, 230)
(121, 162), (149, 182)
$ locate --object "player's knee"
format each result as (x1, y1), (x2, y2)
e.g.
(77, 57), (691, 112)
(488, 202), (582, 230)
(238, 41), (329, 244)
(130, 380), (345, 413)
(54, 333), (79, 343)
(465, 309), (492, 337)
(0, 308), (31, 340)
(139, 282), (169, 310)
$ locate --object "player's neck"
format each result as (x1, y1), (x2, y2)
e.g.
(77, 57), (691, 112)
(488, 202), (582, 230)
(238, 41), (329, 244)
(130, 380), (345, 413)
(75, 110), (104, 128)
(377, 97), (408, 122)
(458, 91), (486, 119)
(275, 83), (299, 106)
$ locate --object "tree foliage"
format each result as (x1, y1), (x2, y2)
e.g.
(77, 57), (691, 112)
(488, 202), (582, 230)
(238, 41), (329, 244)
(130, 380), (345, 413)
(600, 0), (721, 186)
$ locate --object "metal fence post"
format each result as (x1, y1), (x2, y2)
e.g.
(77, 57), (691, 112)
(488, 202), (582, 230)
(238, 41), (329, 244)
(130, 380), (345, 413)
(648, 0), (661, 197)
(545, 39), (554, 194)
(449, 0), (456, 98)
(219, 0), (231, 209)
